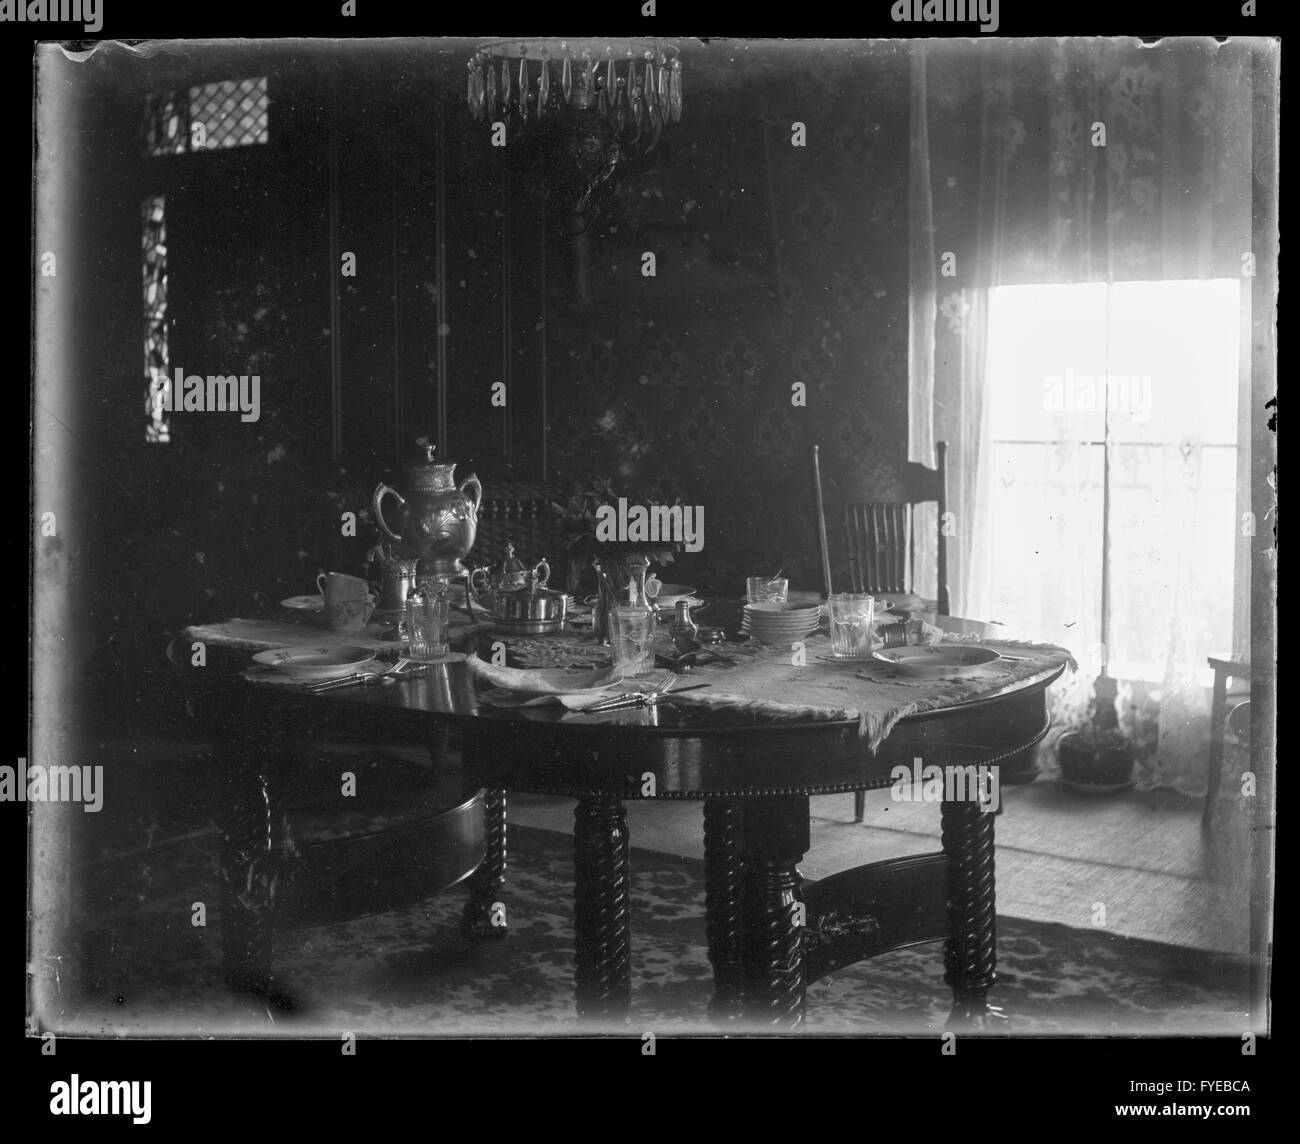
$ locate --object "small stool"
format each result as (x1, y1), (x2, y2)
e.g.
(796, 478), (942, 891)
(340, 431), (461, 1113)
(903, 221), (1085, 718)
(1202, 655), (1252, 823)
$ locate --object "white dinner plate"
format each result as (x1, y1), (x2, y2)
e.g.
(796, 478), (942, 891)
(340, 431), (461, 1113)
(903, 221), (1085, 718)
(741, 614), (821, 628)
(251, 645), (377, 681)
(742, 627), (820, 646)
(482, 666), (622, 697)
(869, 644), (1000, 678)
(745, 601), (823, 616)
(281, 594), (325, 611)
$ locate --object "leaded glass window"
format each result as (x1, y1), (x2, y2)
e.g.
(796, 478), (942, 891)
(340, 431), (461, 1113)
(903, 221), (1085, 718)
(142, 195), (169, 443)
(143, 76), (269, 156)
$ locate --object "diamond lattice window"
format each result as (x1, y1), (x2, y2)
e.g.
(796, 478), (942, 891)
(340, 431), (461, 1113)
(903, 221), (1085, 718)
(143, 76), (269, 156)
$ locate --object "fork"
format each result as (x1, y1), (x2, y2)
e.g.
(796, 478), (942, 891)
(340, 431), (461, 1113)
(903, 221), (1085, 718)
(582, 671), (677, 713)
(309, 658), (420, 693)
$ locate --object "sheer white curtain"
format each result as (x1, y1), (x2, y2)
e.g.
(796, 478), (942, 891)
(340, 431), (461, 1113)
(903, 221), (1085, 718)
(908, 38), (1258, 792)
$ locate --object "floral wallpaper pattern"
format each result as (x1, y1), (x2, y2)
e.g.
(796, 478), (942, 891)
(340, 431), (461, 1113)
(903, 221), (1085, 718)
(543, 48), (913, 595)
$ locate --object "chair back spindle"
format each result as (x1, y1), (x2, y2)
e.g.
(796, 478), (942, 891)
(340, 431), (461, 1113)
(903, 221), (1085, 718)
(842, 441), (949, 615)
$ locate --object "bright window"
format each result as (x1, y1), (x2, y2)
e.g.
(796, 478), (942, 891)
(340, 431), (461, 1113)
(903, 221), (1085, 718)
(983, 279), (1241, 685)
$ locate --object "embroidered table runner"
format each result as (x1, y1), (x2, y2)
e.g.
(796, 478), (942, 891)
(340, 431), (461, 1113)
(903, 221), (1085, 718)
(468, 629), (1075, 753)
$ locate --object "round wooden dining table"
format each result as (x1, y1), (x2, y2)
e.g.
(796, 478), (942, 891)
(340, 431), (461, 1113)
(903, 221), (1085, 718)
(217, 613), (1067, 1031)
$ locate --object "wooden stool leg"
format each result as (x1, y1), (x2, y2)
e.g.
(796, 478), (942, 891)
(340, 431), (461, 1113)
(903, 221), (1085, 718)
(1203, 666), (1229, 823)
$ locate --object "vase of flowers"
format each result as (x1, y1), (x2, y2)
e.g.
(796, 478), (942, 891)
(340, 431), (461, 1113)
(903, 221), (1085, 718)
(553, 475), (682, 640)
(552, 475), (680, 586)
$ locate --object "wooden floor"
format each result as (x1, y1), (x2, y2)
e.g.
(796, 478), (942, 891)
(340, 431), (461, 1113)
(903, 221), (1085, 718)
(510, 780), (1258, 954)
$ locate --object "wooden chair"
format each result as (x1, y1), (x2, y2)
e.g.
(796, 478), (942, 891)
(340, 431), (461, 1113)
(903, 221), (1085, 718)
(845, 442), (950, 823)
(474, 481), (567, 579)
(843, 441), (950, 615)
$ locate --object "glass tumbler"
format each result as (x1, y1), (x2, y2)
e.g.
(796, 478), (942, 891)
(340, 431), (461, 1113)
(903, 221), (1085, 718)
(406, 591), (450, 661)
(609, 606), (656, 677)
(828, 593), (875, 658)
(747, 577), (789, 603)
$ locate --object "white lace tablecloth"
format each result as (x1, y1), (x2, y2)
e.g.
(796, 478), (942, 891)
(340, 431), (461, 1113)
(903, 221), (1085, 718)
(185, 614), (492, 653)
(469, 627), (1076, 753)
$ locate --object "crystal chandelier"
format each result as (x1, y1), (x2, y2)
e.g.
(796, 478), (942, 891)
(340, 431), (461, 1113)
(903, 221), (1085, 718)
(467, 38), (682, 163)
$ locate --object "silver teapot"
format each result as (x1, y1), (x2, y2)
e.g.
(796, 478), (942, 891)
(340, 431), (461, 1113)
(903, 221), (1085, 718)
(472, 550), (567, 634)
(470, 544), (537, 600)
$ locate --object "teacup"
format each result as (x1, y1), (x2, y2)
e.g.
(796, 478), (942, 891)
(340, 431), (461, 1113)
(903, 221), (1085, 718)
(317, 571), (371, 605)
(325, 597), (375, 633)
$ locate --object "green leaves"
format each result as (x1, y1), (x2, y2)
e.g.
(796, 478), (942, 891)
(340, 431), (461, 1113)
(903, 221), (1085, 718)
(551, 475), (682, 564)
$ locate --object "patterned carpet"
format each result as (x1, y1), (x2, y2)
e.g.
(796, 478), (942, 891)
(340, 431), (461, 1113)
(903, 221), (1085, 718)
(67, 814), (1252, 1038)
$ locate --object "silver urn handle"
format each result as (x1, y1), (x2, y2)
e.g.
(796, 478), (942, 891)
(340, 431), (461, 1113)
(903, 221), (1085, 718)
(459, 472), (483, 518)
(373, 482), (406, 543)
(531, 557), (551, 588)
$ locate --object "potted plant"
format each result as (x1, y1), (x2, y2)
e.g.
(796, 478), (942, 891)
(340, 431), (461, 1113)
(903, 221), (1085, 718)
(1057, 674), (1136, 791)
(551, 475), (680, 594)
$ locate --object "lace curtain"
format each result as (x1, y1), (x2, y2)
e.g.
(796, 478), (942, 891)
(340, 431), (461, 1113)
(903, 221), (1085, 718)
(908, 38), (1260, 792)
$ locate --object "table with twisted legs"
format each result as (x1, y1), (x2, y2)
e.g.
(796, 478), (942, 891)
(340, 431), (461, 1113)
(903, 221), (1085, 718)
(215, 627), (1061, 1029)
(440, 658), (1062, 1030)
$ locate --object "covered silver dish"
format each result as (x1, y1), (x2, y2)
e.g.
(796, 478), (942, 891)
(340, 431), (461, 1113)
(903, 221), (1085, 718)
(475, 555), (568, 634)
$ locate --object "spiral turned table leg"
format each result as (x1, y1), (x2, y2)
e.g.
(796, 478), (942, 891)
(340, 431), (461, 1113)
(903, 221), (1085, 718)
(461, 788), (508, 940)
(739, 795), (809, 1030)
(704, 798), (744, 1021)
(573, 795), (632, 1022)
(941, 796), (1006, 1029)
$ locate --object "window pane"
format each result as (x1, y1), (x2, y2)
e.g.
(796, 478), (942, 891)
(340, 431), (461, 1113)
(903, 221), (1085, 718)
(986, 282), (1109, 443)
(985, 279), (1240, 682)
(1107, 442), (1239, 681)
(142, 194), (169, 444)
(985, 440), (1104, 652)
(188, 77), (270, 150)
(1107, 279), (1240, 445)
(143, 76), (269, 156)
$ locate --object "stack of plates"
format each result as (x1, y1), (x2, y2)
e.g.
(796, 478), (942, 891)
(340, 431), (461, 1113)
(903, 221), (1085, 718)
(741, 601), (823, 645)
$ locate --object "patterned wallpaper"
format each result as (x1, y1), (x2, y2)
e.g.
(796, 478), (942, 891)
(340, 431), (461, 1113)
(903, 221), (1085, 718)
(542, 47), (913, 596)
